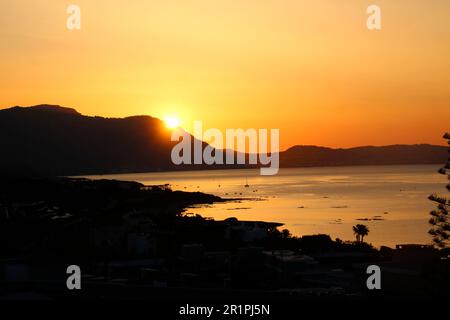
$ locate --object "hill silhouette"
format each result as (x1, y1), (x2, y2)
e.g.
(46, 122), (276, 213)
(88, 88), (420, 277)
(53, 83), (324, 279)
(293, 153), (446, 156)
(0, 105), (447, 176)
(280, 144), (448, 167)
(0, 105), (182, 175)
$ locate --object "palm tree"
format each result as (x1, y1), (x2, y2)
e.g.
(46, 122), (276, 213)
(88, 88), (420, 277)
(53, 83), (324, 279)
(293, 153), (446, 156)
(353, 224), (369, 243)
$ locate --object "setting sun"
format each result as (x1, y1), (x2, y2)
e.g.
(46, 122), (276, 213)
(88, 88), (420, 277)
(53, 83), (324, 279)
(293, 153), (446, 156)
(164, 116), (181, 129)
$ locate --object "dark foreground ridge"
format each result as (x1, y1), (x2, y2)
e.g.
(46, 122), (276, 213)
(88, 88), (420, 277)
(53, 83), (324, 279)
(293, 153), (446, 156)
(0, 105), (447, 176)
(0, 176), (448, 300)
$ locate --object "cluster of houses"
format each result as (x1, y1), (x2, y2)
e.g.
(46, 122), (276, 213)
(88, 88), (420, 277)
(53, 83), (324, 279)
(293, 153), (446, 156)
(1, 205), (447, 299)
(0, 177), (448, 299)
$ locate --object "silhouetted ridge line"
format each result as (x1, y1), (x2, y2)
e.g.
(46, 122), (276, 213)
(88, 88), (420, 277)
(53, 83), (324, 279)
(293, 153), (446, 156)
(0, 105), (447, 176)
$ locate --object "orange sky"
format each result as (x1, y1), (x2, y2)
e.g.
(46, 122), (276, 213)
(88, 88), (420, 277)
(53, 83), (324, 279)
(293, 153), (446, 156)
(1, 0), (449, 150)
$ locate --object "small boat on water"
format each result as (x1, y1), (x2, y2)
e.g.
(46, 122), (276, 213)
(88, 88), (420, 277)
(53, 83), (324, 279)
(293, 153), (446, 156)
(244, 177), (250, 188)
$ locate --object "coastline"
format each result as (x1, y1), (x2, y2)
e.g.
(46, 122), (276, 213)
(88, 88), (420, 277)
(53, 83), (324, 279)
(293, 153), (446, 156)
(81, 164), (442, 248)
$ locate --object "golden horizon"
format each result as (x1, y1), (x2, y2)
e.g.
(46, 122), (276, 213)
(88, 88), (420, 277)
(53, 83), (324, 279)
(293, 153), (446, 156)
(1, 0), (449, 150)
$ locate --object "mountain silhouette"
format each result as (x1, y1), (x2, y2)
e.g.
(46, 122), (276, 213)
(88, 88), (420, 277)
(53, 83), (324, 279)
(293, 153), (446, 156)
(0, 105), (447, 176)
(0, 105), (184, 175)
(280, 144), (448, 167)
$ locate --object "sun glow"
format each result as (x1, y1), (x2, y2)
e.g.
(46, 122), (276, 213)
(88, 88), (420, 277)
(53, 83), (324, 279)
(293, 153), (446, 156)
(164, 116), (181, 129)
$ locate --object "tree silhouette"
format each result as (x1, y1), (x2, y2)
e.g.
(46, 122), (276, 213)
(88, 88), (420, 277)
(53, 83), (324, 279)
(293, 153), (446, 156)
(428, 132), (450, 248)
(353, 224), (369, 243)
(281, 229), (292, 239)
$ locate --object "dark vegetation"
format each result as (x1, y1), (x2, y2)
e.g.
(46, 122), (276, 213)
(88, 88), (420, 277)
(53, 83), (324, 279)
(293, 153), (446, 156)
(428, 132), (450, 248)
(0, 176), (225, 260)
